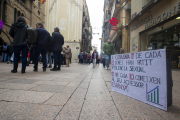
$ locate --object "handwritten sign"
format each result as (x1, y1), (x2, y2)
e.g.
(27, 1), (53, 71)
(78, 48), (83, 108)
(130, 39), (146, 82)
(111, 49), (167, 111)
(0, 20), (3, 30)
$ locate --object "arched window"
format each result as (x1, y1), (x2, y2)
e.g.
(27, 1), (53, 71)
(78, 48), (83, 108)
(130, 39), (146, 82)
(14, 8), (17, 23)
(2, 1), (7, 22)
(21, 13), (24, 16)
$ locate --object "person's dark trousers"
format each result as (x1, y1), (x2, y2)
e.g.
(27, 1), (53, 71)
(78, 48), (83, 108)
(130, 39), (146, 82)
(69, 58), (71, 64)
(87, 59), (90, 64)
(81, 59), (83, 64)
(103, 58), (105, 67)
(53, 51), (61, 69)
(34, 46), (47, 69)
(13, 44), (28, 69)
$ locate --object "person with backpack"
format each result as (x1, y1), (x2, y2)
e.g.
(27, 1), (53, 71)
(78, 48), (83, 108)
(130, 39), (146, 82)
(1, 42), (8, 62)
(7, 42), (14, 64)
(33, 23), (51, 72)
(103, 38), (115, 70)
(9, 16), (28, 73)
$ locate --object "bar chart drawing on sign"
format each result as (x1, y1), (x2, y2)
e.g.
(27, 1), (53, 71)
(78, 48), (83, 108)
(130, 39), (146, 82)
(146, 83), (162, 106)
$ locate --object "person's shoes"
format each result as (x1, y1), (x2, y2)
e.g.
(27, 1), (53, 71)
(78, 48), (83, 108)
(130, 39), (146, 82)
(56, 68), (61, 71)
(7, 61), (9, 64)
(49, 66), (52, 68)
(21, 68), (26, 73)
(11, 68), (17, 73)
(43, 68), (46, 72)
(50, 68), (57, 71)
(33, 68), (38, 72)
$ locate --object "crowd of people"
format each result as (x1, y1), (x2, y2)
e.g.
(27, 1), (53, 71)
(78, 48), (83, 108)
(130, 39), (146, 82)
(0, 16), (117, 73)
(0, 16), (72, 73)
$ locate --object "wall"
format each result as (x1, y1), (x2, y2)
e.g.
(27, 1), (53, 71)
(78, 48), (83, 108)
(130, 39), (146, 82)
(45, 0), (83, 62)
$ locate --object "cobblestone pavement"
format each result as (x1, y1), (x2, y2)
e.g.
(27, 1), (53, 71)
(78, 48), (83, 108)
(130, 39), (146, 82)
(0, 63), (179, 120)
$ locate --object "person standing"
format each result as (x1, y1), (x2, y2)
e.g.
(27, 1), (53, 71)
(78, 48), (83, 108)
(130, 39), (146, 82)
(69, 52), (72, 64)
(83, 52), (87, 65)
(33, 23), (51, 72)
(1, 42), (8, 62)
(65, 45), (71, 67)
(101, 50), (105, 68)
(9, 16), (28, 73)
(92, 50), (98, 67)
(46, 46), (52, 68)
(103, 38), (115, 70)
(87, 53), (91, 64)
(7, 42), (14, 64)
(50, 27), (64, 71)
(80, 52), (83, 64)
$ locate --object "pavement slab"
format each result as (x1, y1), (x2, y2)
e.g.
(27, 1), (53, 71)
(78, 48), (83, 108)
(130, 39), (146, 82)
(0, 63), (180, 119)
(0, 90), (54, 103)
(0, 101), (62, 120)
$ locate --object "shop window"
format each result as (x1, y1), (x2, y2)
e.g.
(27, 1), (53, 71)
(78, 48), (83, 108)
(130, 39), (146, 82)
(14, 8), (17, 23)
(2, 1), (7, 22)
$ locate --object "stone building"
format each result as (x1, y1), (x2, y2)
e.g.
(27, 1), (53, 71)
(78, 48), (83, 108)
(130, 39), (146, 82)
(129, 0), (180, 68)
(0, 0), (45, 46)
(44, 0), (92, 62)
(101, 0), (131, 54)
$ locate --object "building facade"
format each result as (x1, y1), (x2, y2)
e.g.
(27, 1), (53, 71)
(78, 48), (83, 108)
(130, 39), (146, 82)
(45, 0), (92, 62)
(0, 0), (45, 46)
(129, 0), (180, 68)
(102, 0), (131, 54)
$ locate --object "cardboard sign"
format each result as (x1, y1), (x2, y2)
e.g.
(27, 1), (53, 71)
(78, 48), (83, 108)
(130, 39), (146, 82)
(111, 49), (167, 111)
(0, 20), (3, 30)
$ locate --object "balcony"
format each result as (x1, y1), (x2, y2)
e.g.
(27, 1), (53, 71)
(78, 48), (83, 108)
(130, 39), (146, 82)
(142, 0), (154, 9)
(111, 0), (121, 18)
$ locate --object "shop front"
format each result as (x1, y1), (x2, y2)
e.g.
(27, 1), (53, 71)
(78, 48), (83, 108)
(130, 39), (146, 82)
(130, 0), (180, 68)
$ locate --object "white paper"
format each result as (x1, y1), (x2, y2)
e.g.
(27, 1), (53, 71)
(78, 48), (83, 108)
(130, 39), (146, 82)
(111, 49), (167, 111)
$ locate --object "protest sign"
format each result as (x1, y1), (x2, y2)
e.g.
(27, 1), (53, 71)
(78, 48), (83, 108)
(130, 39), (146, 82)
(111, 49), (167, 111)
(0, 20), (3, 30)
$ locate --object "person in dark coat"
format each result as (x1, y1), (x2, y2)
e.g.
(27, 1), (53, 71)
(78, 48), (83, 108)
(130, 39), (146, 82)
(9, 16), (28, 73)
(83, 52), (87, 64)
(50, 27), (64, 71)
(92, 50), (98, 67)
(7, 42), (14, 64)
(33, 23), (51, 72)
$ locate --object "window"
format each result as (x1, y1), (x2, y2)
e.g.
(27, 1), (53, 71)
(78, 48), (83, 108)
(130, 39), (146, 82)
(14, 8), (17, 23)
(17, 11), (21, 17)
(38, 11), (40, 15)
(21, 13), (24, 16)
(2, 1), (7, 22)
(38, 0), (41, 7)
(21, 0), (25, 4)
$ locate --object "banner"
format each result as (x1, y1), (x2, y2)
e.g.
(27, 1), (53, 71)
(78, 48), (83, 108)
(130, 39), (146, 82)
(0, 20), (3, 30)
(111, 49), (167, 111)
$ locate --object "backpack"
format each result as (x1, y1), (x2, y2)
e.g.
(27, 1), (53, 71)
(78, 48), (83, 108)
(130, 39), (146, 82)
(26, 25), (37, 44)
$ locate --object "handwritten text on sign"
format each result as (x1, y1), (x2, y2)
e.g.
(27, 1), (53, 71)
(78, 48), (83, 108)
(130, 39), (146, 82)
(111, 49), (167, 111)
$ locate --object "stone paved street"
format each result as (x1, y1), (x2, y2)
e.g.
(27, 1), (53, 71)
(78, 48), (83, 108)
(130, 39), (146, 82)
(0, 63), (180, 120)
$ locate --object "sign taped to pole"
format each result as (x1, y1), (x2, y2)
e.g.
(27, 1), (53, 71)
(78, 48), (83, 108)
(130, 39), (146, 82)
(111, 49), (167, 111)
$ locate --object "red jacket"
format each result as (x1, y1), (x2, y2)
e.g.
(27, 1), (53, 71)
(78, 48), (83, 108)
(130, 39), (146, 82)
(87, 54), (91, 60)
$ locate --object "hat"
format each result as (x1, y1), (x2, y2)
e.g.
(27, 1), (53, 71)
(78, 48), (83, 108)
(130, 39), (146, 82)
(66, 45), (69, 47)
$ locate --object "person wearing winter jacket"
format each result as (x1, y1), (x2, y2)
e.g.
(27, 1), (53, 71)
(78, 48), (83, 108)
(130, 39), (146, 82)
(9, 16), (28, 73)
(7, 42), (14, 64)
(1, 42), (8, 62)
(92, 50), (98, 67)
(103, 38), (115, 70)
(83, 52), (87, 64)
(87, 53), (91, 64)
(33, 23), (51, 72)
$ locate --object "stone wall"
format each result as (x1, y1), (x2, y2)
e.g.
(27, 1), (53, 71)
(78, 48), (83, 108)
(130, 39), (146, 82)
(0, 0), (45, 45)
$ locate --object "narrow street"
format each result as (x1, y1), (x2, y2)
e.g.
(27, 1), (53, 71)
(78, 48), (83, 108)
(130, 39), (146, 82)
(0, 63), (179, 120)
